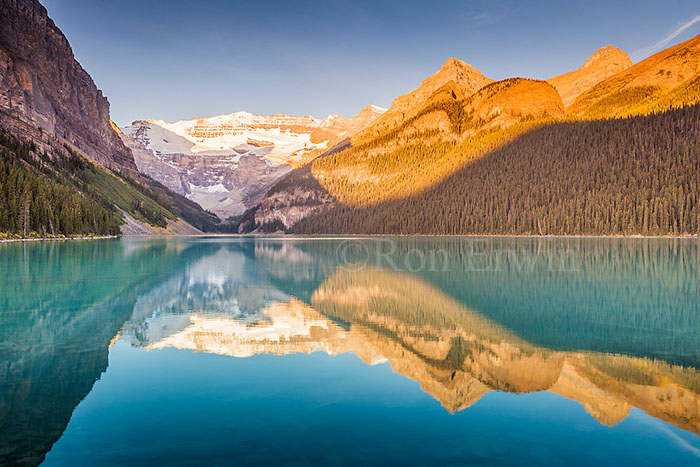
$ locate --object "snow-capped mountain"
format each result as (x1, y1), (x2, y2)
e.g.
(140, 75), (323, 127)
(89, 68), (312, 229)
(121, 106), (386, 220)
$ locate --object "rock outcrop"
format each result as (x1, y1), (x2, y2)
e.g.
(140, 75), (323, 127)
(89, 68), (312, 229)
(0, 0), (138, 174)
(360, 57), (493, 138)
(461, 77), (565, 131)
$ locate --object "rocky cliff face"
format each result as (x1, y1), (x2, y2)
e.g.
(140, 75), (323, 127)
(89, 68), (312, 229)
(0, 0), (138, 173)
(548, 45), (633, 108)
(359, 58), (493, 138)
(251, 163), (336, 231)
(123, 107), (385, 219)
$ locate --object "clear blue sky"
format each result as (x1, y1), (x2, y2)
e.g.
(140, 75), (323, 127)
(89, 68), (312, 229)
(42, 0), (700, 126)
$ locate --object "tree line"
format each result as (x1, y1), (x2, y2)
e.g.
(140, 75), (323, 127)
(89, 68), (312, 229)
(0, 130), (233, 237)
(0, 132), (122, 237)
(293, 104), (700, 236)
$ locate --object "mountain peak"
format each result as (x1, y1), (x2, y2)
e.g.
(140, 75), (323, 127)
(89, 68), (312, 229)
(582, 45), (632, 69)
(364, 104), (388, 114)
(441, 57), (467, 70)
(437, 57), (487, 78)
(344, 104), (387, 136)
(354, 104), (387, 120)
(548, 45), (633, 108)
(570, 33), (700, 117)
(429, 57), (491, 92)
(360, 57), (492, 136)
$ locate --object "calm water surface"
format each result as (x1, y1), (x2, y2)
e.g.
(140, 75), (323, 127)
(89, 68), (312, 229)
(1, 237), (699, 466)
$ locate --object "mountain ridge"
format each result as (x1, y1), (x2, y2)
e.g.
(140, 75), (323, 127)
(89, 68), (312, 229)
(3, 2), (700, 237)
(571, 34), (700, 117)
(548, 45), (633, 108)
(358, 57), (493, 139)
(248, 34), (700, 234)
(122, 105), (386, 219)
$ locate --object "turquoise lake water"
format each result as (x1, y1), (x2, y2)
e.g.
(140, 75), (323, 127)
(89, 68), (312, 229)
(1, 236), (699, 466)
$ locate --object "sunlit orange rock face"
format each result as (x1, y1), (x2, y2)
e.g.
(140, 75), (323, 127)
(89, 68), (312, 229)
(360, 58), (494, 137)
(570, 34), (700, 117)
(548, 45), (633, 108)
(461, 78), (565, 132)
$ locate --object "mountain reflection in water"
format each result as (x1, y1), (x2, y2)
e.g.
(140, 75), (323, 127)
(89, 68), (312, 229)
(1, 237), (699, 466)
(122, 262), (700, 434)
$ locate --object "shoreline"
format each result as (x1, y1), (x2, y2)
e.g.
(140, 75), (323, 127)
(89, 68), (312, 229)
(231, 233), (700, 240)
(2, 233), (699, 243)
(283, 233), (700, 240)
(138, 232), (700, 241)
(0, 235), (118, 244)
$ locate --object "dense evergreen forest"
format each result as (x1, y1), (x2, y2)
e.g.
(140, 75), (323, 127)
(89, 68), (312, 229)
(0, 131), (222, 238)
(294, 104), (700, 236)
(312, 94), (542, 207)
(127, 174), (223, 233)
(0, 132), (123, 237)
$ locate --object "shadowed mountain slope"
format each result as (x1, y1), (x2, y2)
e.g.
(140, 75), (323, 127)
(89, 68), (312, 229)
(293, 104), (700, 236)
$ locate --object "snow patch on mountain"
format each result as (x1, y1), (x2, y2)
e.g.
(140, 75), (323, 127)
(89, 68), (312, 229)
(121, 106), (386, 221)
(127, 112), (335, 165)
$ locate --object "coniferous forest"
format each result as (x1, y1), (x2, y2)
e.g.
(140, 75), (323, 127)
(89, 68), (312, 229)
(0, 131), (224, 238)
(293, 104), (700, 236)
(0, 132), (123, 237)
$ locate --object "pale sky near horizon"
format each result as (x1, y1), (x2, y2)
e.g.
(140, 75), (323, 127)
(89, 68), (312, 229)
(41, 0), (700, 126)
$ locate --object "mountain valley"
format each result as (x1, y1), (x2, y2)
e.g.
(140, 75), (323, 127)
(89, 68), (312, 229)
(2, 0), (700, 238)
(120, 106), (385, 219)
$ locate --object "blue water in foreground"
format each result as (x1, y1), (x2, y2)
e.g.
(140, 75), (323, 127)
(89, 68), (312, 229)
(1, 236), (699, 466)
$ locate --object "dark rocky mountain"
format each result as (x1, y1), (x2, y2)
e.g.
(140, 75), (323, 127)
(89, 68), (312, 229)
(0, 0), (137, 174)
(0, 0), (223, 237)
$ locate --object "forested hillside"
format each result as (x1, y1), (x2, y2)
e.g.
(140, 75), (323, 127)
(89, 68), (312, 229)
(294, 104), (700, 236)
(0, 133), (123, 237)
(0, 132), (220, 238)
(250, 35), (700, 235)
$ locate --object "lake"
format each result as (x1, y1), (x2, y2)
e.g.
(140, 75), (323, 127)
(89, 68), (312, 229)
(1, 236), (699, 466)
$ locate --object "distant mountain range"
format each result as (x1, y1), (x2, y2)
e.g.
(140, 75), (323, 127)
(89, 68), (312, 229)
(1, 0), (700, 237)
(120, 106), (385, 219)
